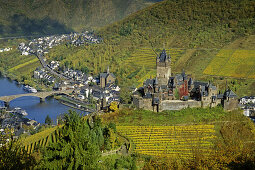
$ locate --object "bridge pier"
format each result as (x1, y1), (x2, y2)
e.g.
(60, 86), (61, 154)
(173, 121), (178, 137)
(4, 101), (10, 108)
(40, 98), (45, 102)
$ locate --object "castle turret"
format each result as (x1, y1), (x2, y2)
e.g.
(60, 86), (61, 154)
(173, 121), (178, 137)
(156, 49), (171, 86)
(154, 77), (159, 93)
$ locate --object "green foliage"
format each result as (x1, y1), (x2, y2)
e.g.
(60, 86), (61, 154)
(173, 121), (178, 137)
(40, 111), (100, 169)
(119, 23), (133, 36)
(102, 107), (228, 126)
(43, 0), (255, 92)
(0, 138), (36, 169)
(39, 111), (120, 169)
(174, 88), (180, 100)
(0, 0), (159, 37)
(98, 155), (138, 170)
(45, 115), (52, 125)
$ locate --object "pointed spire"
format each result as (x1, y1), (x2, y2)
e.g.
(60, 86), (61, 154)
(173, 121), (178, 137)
(107, 66), (110, 74)
(225, 80), (228, 91)
(155, 77), (158, 85)
(181, 69), (185, 77)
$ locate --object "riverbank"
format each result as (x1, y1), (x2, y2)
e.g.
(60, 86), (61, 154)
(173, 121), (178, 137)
(0, 69), (51, 92)
(0, 76), (83, 123)
(54, 95), (95, 112)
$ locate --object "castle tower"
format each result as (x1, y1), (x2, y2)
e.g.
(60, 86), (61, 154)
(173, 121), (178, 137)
(156, 49), (171, 85)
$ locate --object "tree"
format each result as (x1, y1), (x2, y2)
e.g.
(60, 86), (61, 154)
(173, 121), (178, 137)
(109, 102), (119, 112)
(120, 87), (132, 104)
(40, 111), (101, 169)
(45, 115), (52, 125)
(0, 130), (36, 169)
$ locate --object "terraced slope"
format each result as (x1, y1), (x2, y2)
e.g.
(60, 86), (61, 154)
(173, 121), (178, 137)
(117, 125), (216, 158)
(21, 125), (63, 154)
(123, 47), (185, 86)
(124, 48), (184, 70)
(203, 49), (255, 78)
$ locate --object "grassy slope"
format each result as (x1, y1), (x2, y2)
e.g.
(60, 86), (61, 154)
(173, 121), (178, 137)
(101, 108), (255, 164)
(2, 0), (255, 96)
(45, 0), (255, 96)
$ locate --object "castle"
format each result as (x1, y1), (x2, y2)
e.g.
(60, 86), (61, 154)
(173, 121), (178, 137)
(133, 49), (238, 112)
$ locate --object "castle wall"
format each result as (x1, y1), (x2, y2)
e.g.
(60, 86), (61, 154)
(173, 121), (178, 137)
(133, 96), (153, 111)
(160, 100), (201, 111)
(224, 98), (238, 111)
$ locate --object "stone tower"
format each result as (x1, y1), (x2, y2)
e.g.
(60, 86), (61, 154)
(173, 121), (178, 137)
(156, 49), (171, 85)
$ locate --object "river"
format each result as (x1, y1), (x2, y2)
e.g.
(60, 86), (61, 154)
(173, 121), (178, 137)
(0, 76), (85, 124)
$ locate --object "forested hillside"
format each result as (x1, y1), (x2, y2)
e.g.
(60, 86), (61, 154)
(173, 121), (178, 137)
(43, 0), (255, 96)
(1, 0), (255, 96)
(0, 0), (161, 37)
(101, 0), (255, 48)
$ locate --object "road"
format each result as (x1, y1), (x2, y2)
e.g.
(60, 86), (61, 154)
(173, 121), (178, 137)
(35, 52), (71, 81)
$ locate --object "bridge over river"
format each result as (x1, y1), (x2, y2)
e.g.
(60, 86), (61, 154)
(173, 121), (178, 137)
(0, 89), (73, 107)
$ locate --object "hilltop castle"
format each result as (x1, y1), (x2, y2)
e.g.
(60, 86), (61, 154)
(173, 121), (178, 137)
(133, 49), (238, 112)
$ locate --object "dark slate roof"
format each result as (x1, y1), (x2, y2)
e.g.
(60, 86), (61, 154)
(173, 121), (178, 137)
(154, 77), (158, 85)
(224, 89), (237, 98)
(208, 83), (217, 90)
(15, 128), (25, 136)
(144, 93), (152, 98)
(109, 73), (116, 79)
(211, 96), (217, 100)
(144, 79), (154, 86)
(181, 70), (186, 79)
(183, 96), (189, 101)
(201, 86), (208, 96)
(92, 91), (102, 98)
(153, 97), (160, 104)
(100, 73), (108, 78)
(193, 81), (208, 88)
(100, 71), (116, 79)
(133, 90), (141, 96)
(188, 78), (193, 85)
(158, 49), (169, 62)
(160, 85), (168, 90)
(175, 74), (185, 85)
(217, 94), (224, 99)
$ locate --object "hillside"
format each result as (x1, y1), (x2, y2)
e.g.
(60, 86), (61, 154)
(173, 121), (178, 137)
(101, 0), (255, 48)
(42, 0), (255, 95)
(15, 108), (255, 169)
(0, 0), (161, 37)
(1, 0), (255, 96)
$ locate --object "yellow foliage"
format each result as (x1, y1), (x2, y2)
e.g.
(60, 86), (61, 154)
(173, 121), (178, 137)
(203, 49), (255, 78)
(117, 125), (216, 158)
(21, 125), (63, 153)
(8, 58), (39, 72)
(109, 101), (119, 112)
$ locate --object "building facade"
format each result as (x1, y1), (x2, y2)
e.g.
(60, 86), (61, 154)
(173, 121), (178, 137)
(133, 49), (238, 112)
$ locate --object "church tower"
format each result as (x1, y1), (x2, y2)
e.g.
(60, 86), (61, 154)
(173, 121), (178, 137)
(156, 49), (171, 86)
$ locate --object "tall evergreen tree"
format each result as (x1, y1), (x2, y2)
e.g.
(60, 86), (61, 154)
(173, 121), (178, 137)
(40, 111), (101, 169)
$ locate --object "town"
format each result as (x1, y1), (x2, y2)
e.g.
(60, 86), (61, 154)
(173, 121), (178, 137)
(0, 0), (255, 168)
(0, 31), (120, 138)
(1, 45), (254, 139)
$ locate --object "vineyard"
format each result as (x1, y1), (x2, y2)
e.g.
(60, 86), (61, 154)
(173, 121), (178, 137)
(21, 125), (63, 154)
(124, 48), (185, 71)
(203, 49), (255, 78)
(123, 47), (185, 87)
(117, 125), (216, 158)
